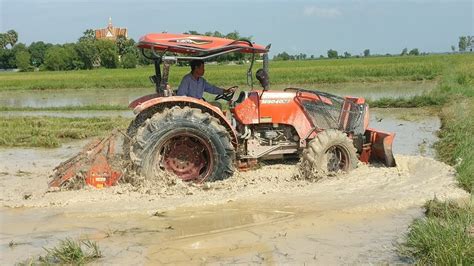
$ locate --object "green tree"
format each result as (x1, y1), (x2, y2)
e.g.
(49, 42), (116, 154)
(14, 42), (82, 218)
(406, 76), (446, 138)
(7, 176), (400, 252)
(3, 30), (18, 48)
(96, 39), (119, 68)
(79, 29), (96, 42)
(408, 48), (419, 56)
(344, 51), (351, 58)
(28, 41), (52, 67)
(0, 33), (6, 49)
(116, 36), (137, 56)
(401, 48), (408, 56)
(458, 36), (468, 51)
(63, 43), (82, 70)
(327, 49), (338, 59)
(75, 40), (98, 69)
(273, 51), (291, 60)
(10, 43), (28, 67)
(468, 36), (474, 51)
(44, 46), (67, 70)
(451, 45), (456, 52)
(15, 50), (31, 71)
(0, 48), (14, 69)
(363, 49), (370, 57)
(121, 53), (137, 68)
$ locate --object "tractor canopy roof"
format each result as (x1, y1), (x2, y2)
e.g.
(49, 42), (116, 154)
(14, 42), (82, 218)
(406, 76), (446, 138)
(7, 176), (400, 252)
(137, 33), (269, 57)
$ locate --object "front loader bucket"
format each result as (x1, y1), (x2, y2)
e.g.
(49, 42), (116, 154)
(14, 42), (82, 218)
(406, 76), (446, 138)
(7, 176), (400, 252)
(361, 128), (396, 167)
(49, 131), (122, 189)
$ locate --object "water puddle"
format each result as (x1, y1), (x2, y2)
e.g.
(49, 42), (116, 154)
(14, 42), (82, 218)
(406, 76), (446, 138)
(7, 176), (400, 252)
(370, 108), (440, 157)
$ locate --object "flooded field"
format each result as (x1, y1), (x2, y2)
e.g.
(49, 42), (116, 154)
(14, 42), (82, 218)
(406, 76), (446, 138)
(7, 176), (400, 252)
(0, 104), (466, 264)
(0, 80), (436, 108)
(1, 79), (467, 264)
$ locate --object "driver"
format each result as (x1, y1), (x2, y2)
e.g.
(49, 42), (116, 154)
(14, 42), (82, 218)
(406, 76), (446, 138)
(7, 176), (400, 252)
(177, 60), (234, 100)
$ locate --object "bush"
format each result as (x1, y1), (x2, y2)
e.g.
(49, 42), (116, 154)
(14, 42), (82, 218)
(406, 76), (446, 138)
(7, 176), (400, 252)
(121, 53), (137, 68)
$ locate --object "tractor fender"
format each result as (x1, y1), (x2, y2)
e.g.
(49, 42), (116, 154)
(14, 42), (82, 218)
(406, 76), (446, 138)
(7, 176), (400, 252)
(130, 95), (239, 147)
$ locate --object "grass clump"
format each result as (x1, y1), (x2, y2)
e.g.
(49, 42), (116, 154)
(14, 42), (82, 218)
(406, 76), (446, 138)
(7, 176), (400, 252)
(368, 94), (446, 108)
(18, 238), (102, 265)
(0, 116), (129, 148)
(399, 199), (474, 265)
(40, 238), (101, 264)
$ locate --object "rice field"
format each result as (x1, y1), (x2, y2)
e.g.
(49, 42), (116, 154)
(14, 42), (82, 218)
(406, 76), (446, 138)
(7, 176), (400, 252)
(0, 54), (460, 91)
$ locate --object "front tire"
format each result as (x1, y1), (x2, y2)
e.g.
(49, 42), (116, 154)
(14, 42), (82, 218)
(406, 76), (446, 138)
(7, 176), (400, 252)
(299, 129), (358, 180)
(130, 106), (235, 182)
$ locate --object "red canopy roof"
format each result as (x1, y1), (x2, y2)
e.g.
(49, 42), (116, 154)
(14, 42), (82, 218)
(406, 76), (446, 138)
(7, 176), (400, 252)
(137, 33), (269, 55)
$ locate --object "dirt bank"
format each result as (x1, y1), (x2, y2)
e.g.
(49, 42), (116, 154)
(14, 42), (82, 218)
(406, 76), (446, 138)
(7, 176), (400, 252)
(0, 142), (469, 264)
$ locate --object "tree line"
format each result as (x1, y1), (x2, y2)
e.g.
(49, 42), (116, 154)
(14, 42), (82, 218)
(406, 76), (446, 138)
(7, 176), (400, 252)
(273, 36), (473, 61)
(273, 47), (424, 61)
(0, 29), (253, 71)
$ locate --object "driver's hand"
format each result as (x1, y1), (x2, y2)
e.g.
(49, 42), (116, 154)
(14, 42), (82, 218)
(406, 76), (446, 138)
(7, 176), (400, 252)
(225, 86), (237, 93)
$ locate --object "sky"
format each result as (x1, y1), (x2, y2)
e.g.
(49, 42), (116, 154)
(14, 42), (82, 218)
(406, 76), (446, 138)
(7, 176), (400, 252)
(1, 0), (473, 56)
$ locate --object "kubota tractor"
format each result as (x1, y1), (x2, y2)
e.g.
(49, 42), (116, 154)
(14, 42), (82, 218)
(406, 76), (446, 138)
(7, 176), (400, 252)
(50, 33), (396, 188)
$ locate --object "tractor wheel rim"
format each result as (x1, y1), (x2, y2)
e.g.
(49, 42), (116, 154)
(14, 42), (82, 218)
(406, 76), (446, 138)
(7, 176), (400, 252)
(158, 133), (214, 182)
(326, 146), (349, 172)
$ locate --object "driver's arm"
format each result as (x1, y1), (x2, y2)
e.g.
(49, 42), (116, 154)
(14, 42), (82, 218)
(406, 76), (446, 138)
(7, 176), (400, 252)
(203, 79), (224, 95)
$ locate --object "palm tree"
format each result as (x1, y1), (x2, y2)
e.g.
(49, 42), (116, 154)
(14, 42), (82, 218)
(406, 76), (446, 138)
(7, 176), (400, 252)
(5, 30), (18, 48)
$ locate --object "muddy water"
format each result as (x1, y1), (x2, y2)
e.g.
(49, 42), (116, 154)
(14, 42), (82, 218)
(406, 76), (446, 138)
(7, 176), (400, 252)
(1, 199), (421, 265)
(0, 101), (462, 264)
(0, 80), (435, 108)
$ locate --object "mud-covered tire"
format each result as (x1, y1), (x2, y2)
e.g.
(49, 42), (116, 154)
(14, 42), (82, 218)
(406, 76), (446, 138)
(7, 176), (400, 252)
(122, 116), (148, 161)
(130, 106), (235, 182)
(299, 129), (358, 180)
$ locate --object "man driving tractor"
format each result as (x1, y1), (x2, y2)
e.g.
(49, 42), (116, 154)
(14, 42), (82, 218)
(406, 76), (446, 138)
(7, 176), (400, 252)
(177, 60), (235, 99)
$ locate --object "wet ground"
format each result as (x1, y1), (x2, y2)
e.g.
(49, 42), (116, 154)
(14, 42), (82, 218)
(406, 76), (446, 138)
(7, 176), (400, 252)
(0, 107), (441, 158)
(1, 82), (466, 264)
(0, 80), (436, 108)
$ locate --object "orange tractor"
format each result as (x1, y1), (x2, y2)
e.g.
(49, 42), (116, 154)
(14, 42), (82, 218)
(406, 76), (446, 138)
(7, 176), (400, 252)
(50, 33), (395, 188)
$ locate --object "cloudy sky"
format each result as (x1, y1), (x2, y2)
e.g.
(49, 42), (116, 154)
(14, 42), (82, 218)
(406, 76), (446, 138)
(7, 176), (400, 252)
(1, 0), (472, 56)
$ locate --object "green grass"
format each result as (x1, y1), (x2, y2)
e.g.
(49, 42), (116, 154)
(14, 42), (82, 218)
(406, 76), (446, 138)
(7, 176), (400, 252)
(0, 104), (128, 111)
(368, 94), (446, 108)
(19, 238), (102, 265)
(0, 116), (129, 148)
(398, 53), (474, 264)
(0, 55), (451, 91)
(399, 199), (474, 265)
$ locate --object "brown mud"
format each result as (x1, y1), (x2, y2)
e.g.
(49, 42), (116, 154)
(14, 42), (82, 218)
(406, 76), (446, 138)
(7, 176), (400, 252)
(0, 142), (468, 264)
(0, 107), (467, 264)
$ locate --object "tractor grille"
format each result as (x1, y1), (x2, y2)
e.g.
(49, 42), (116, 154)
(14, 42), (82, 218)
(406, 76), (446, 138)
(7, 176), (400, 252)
(296, 89), (366, 134)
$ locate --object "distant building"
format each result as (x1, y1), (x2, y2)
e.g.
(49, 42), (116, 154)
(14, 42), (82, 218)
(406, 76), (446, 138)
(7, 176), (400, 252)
(95, 17), (127, 40)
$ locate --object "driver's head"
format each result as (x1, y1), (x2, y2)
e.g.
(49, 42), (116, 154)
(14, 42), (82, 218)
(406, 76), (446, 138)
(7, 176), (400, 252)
(190, 60), (205, 77)
(256, 68), (269, 90)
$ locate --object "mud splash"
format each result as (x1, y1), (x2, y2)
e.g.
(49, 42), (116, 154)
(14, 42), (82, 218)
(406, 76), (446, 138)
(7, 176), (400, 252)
(0, 146), (469, 264)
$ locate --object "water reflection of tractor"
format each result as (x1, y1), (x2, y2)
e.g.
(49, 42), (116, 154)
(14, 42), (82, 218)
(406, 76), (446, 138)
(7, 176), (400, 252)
(50, 33), (396, 188)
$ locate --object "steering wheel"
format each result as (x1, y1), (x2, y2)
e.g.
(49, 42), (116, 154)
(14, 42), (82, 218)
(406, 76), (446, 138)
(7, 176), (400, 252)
(215, 86), (238, 101)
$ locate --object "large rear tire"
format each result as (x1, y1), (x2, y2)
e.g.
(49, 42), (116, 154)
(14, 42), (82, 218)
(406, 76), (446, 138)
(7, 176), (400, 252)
(130, 106), (235, 182)
(299, 129), (358, 180)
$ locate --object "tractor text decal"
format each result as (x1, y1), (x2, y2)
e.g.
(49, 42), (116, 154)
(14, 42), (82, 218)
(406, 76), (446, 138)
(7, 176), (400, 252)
(171, 39), (212, 45)
(261, 99), (290, 104)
